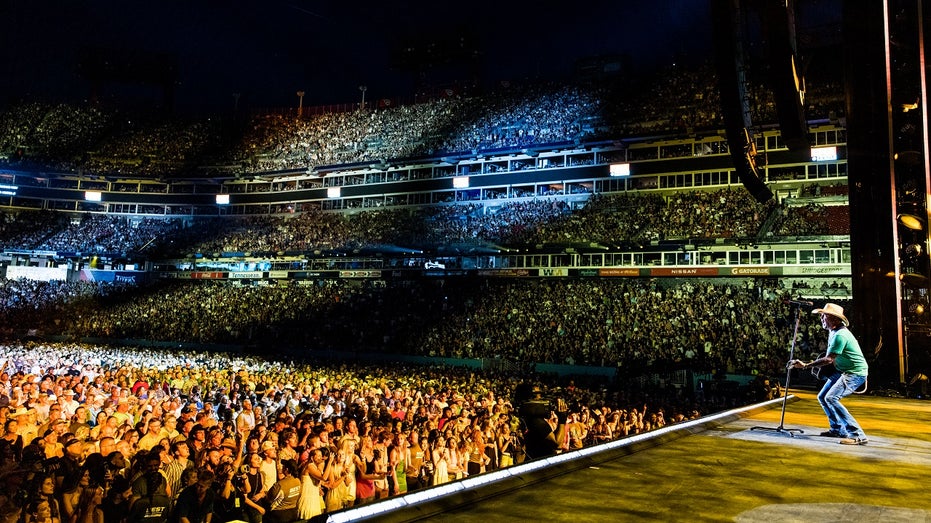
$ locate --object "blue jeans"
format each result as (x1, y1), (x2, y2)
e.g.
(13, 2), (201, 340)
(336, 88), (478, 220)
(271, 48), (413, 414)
(817, 372), (867, 438)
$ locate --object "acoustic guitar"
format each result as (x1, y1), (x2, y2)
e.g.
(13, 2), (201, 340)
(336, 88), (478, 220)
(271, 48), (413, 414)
(808, 353), (868, 393)
(810, 353), (837, 380)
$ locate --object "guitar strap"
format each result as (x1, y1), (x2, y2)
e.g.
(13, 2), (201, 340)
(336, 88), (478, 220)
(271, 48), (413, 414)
(812, 356), (868, 394)
(853, 378), (868, 394)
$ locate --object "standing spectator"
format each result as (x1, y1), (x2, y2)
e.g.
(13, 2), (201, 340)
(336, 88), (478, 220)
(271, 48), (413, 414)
(83, 437), (117, 489)
(236, 400), (256, 437)
(61, 467), (91, 523)
(496, 421), (516, 468)
(74, 486), (104, 523)
(173, 470), (216, 523)
(128, 452), (171, 523)
(2, 418), (23, 461)
(42, 428), (64, 461)
(241, 453), (267, 523)
(352, 436), (381, 505)
(276, 430), (298, 463)
(431, 436), (450, 486)
(186, 426), (206, 460)
(161, 416), (180, 442)
(387, 432), (408, 496)
(371, 434), (390, 500)
(296, 447), (326, 520)
(324, 438), (355, 513)
(136, 419), (164, 453)
(211, 461), (248, 523)
(24, 475), (62, 523)
(258, 442), (278, 494)
(100, 476), (132, 523)
(405, 431), (425, 492)
(264, 459), (300, 523)
(467, 429), (490, 476)
(163, 441), (193, 505)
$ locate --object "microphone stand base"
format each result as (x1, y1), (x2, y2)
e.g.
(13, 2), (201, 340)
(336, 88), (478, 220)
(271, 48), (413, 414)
(750, 425), (805, 437)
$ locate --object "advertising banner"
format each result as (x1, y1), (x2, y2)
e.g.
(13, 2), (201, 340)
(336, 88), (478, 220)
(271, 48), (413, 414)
(5, 265), (68, 281)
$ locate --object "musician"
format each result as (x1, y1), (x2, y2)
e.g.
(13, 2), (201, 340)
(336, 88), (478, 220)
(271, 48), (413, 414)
(788, 303), (869, 445)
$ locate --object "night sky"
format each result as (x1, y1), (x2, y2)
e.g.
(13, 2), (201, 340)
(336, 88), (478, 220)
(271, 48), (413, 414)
(0, 1), (717, 112)
(0, 1), (840, 114)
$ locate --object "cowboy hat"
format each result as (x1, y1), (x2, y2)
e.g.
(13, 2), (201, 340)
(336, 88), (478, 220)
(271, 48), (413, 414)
(813, 303), (849, 326)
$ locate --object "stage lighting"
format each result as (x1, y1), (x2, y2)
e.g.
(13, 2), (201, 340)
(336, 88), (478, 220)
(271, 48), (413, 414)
(904, 243), (923, 258)
(898, 213), (925, 230)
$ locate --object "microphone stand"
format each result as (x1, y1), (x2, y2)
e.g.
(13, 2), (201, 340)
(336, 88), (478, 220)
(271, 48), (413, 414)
(751, 302), (804, 436)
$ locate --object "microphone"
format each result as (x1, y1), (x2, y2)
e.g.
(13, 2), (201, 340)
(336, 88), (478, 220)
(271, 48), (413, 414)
(783, 298), (814, 307)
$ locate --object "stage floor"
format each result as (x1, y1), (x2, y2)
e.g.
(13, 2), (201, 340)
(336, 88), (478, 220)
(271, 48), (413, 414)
(414, 391), (931, 522)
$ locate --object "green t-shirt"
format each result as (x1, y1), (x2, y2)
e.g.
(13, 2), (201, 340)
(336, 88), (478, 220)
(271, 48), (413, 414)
(827, 327), (868, 376)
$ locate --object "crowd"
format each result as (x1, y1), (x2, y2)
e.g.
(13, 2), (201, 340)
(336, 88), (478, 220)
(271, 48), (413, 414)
(0, 339), (761, 523)
(81, 118), (231, 178)
(0, 44), (854, 523)
(398, 278), (829, 375)
(0, 274), (834, 378)
(0, 185), (846, 259)
(30, 215), (184, 256)
(772, 203), (830, 237)
(0, 103), (113, 173)
(0, 58), (846, 180)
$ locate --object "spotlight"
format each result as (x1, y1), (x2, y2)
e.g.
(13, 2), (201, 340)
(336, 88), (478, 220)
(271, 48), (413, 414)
(904, 243), (923, 257)
(898, 213), (925, 230)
